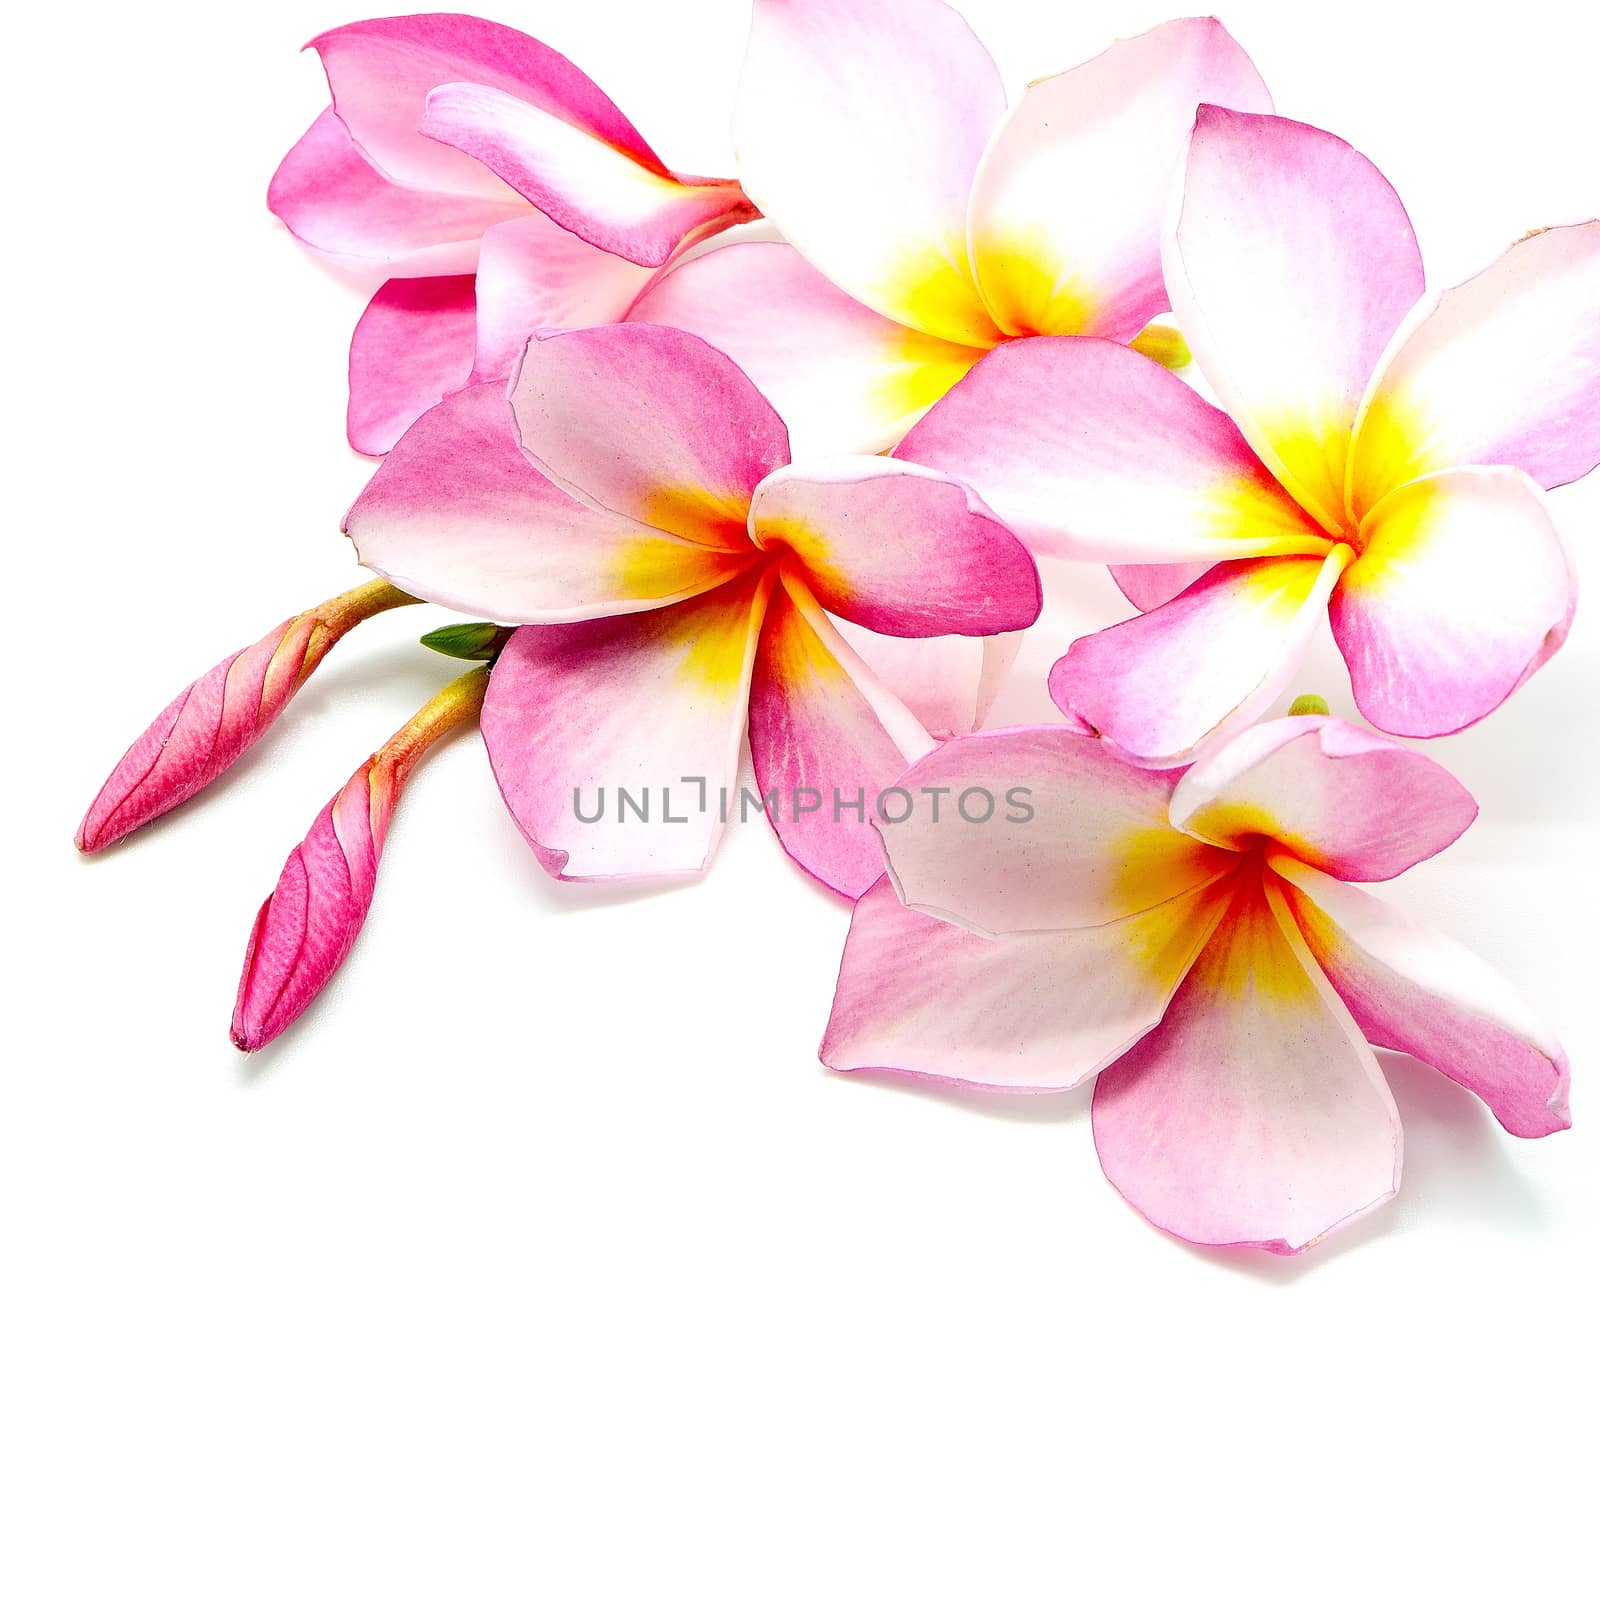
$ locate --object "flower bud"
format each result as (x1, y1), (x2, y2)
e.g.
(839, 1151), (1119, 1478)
(230, 667), (489, 1051)
(76, 579), (418, 853)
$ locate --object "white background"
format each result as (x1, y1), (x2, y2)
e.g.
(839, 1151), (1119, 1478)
(6, 1), (1598, 1594)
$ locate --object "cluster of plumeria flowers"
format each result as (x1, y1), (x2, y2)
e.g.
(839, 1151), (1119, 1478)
(79, 2), (1597, 1257)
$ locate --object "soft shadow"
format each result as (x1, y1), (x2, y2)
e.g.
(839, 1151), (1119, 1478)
(832, 1064), (1091, 1126)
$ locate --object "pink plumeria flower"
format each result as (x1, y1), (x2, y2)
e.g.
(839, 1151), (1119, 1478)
(627, 3), (1270, 454)
(823, 713), (1570, 1254)
(77, 580), (419, 853)
(233, 666), (489, 1051)
(269, 14), (756, 453)
(898, 108), (1600, 764)
(343, 325), (1041, 896)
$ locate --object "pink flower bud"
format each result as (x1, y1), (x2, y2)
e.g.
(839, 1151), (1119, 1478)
(76, 580), (418, 853)
(230, 666), (489, 1051)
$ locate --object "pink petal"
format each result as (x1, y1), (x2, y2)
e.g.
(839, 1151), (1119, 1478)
(1050, 549), (1351, 767)
(830, 626), (996, 740)
(231, 759), (395, 1051)
(309, 14), (662, 198)
(420, 81), (752, 268)
(735, 0), (1004, 346)
(1169, 714), (1477, 881)
(1164, 108), (1424, 534)
(1092, 872), (1402, 1254)
(1109, 562), (1214, 612)
(968, 18), (1271, 340)
(873, 725), (1233, 934)
(345, 384), (755, 622)
(626, 241), (984, 455)
(748, 575), (938, 897)
(347, 276), (478, 457)
(470, 211), (659, 383)
(1274, 855), (1571, 1138)
(1349, 221), (1600, 517)
(1330, 466), (1575, 736)
(268, 108), (524, 275)
(748, 458), (1040, 638)
(894, 337), (1328, 562)
(822, 873), (1233, 1089)
(482, 573), (771, 881)
(508, 324), (789, 547)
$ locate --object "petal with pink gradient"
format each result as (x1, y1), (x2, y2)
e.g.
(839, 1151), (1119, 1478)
(1273, 856), (1571, 1138)
(1050, 548), (1351, 767)
(831, 625), (993, 740)
(231, 758), (394, 1051)
(894, 338), (1328, 562)
(1110, 562), (1214, 612)
(1164, 108), (1424, 534)
(347, 276), (478, 457)
(310, 14), (662, 198)
(749, 458), (1040, 638)
(748, 577), (937, 898)
(345, 384), (755, 623)
(508, 324), (788, 548)
(822, 873), (1233, 1088)
(482, 572), (771, 880)
(1170, 714), (1477, 881)
(968, 18), (1271, 340)
(1092, 872), (1402, 1254)
(735, 0), (1004, 346)
(470, 211), (659, 382)
(626, 242), (984, 455)
(268, 108), (525, 275)
(1330, 467), (1574, 737)
(420, 82), (752, 268)
(1348, 221), (1600, 516)
(874, 725), (1233, 935)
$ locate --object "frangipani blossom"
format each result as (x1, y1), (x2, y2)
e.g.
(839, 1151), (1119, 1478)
(269, 13), (756, 453)
(76, 580), (419, 853)
(343, 324), (1040, 895)
(628, 3), (1271, 454)
(233, 667), (489, 1050)
(897, 108), (1599, 763)
(823, 714), (1570, 1254)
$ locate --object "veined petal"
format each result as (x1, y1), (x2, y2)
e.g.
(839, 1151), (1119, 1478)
(347, 276), (478, 457)
(748, 575), (937, 898)
(822, 873), (1233, 1089)
(421, 82), (752, 268)
(1348, 221), (1600, 517)
(875, 725), (1234, 935)
(1170, 714), (1476, 881)
(310, 14), (663, 197)
(345, 384), (755, 622)
(470, 210), (660, 383)
(749, 457), (1040, 637)
(969, 18), (1271, 340)
(509, 324), (788, 548)
(1273, 855), (1571, 1138)
(1050, 548), (1351, 767)
(894, 338), (1328, 562)
(626, 241), (984, 455)
(482, 571), (772, 880)
(735, 0), (1004, 346)
(1330, 467), (1574, 736)
(1092, 870), (1402, 1254)
(1164, 108), (1424, 534)
(268, 108), (524, 275)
